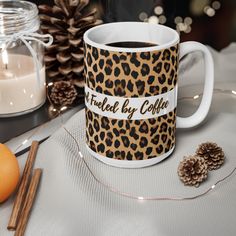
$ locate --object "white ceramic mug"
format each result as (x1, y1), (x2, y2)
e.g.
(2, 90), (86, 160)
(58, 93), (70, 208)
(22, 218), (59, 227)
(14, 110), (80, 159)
(84, 22), (214, 168)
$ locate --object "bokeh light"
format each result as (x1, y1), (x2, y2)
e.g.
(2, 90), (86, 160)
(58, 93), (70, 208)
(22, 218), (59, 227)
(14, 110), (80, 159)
(148, 15), (159, 24)
(174, 16), (183, 24)
(139, 11), (148, 21)
(154, 6), (163, 15)
(159, 15), (166, 24)
(212, 1), (221, 10)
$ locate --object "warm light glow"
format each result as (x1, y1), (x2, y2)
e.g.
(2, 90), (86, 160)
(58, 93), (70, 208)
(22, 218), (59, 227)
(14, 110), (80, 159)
(138, 196), (144, 200)
(177, 22), (188, 32)
(175, 16), (193, 34)
(190, 0), (210, 16)
(232, 90), (236, 95)
(47, 82), (53, 86)
(139, 12), (148, 21)
(184, 17), (193, 25)
(212, 1), (221, 10)
(78, 151), (83, 158)
(154, 6), (163, 15)
(204, 6), (215, 17)
(174, 16), (183, 24)
(184, 26), (192, 33)
(60, 106), (67, 111)
(204, 5), (210, 13)
(22, 139), (28, 145)
(2, 47), (8, 68)
(148, 15), (159, 24)
(159, 15), (167, 24)
(207, 7), (215, 17)
(193, 95), (200, 99)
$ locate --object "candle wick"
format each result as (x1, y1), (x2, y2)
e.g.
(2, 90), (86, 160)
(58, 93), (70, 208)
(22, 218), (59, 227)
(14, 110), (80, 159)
(5, 64), (8, 70)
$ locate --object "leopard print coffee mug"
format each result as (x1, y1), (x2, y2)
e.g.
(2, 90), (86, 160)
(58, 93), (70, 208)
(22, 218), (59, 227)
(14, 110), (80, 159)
(84, 22), (214, 168)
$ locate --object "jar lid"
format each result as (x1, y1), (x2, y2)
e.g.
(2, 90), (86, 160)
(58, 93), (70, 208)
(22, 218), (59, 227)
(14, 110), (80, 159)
(0, 0), (39, 36)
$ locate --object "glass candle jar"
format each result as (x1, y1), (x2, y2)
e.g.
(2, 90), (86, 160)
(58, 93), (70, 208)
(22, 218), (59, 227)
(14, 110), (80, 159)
(0, 0), (52, 117)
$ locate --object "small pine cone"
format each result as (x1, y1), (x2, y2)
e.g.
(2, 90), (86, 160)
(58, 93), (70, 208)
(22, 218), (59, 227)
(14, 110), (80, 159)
(50, 81), (77, 106)
(196, 142), (225, 170)
(178, 156), (208, 187)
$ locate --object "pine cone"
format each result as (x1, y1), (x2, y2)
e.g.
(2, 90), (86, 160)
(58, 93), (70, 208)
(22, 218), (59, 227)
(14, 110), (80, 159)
(50, 81), (77, 106)
(39, 0), (102, 88)
(196, 142), (225, 171)
(178, 156), (208, 187)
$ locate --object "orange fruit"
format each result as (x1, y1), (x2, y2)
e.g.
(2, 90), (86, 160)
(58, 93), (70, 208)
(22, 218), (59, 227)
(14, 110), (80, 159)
(0, 143), (20, 203)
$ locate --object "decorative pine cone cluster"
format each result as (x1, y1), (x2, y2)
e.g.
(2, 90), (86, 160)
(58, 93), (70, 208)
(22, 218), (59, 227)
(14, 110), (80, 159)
(39, 0), (102, 107)
(178, 156), (208, 187)
(178, 142), (225, 187)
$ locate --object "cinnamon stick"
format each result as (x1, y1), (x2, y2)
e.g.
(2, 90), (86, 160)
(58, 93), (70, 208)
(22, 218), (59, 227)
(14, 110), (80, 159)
(14, 169), (42, 236)
(8, 141), (39, 231)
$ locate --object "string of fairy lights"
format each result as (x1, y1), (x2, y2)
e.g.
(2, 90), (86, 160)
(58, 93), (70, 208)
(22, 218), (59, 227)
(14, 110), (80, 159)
(139, 0), (221, 34)
(12, 88), (236, 201)
(63, 123), (236, 201)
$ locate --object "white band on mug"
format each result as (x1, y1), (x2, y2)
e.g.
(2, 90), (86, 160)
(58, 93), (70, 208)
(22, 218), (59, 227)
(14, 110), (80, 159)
(85, 86), (177, 120)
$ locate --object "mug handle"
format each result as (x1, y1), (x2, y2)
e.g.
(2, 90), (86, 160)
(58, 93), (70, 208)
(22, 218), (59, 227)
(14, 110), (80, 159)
(176, 41), (214, 128)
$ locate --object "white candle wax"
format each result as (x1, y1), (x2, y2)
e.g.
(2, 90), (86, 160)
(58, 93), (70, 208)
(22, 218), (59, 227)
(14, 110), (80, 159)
(0, 54), (46, 115)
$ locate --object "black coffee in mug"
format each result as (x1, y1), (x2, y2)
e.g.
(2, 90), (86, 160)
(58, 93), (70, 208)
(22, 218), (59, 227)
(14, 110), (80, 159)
(106, 41), (157, 48)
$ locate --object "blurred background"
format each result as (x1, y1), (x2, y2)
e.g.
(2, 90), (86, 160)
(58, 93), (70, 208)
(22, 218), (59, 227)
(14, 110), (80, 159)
(32, 0), (236, 50)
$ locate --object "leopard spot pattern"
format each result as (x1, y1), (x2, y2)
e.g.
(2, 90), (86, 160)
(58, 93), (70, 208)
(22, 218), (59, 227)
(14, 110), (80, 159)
(84, 43), (178, 160)
(85, 43), (179, 98)
(86, 108), (176, 160)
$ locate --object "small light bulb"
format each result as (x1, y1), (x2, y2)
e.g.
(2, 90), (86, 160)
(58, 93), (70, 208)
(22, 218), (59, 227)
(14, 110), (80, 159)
(60, 106), (67, 111)
(138, 196), (144, 200)
(2, 49), (8, 64)
(22, 139), (28, 145)
(78, 151), (83, 158)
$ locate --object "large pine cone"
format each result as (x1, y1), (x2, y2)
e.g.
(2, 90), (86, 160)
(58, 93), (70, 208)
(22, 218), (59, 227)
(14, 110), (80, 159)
(178, 155), (208, 187)
(39, 0), (102, 88)
(196, 142), (225, 170)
